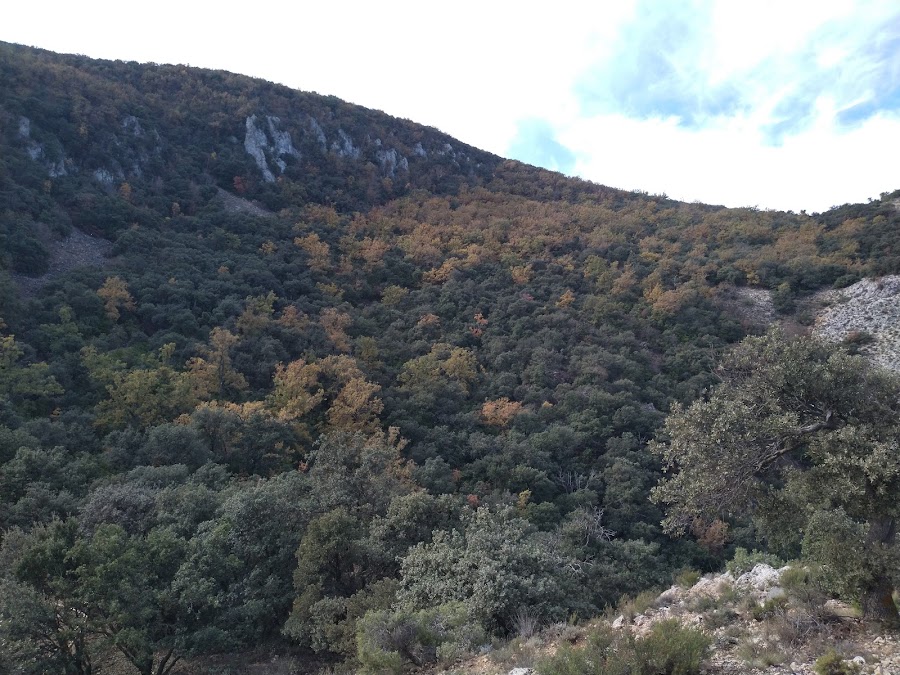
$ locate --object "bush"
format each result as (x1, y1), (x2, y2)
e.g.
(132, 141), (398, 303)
(779, 566), (827, 608)
(675, 568), (701, 588)
(726, 547), (784, 577)
(751, 596), (788, 621)
(356, 602), (486, 673)
(536, 626), (616, 675)
(616, 589), (659, 622)
(814, 650), (861, 675)
(632, 619), (711, 675)
(536, 619), (710, 675)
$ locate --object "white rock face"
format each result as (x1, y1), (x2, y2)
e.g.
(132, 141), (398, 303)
(266, 116), (301, 172)
(734, 563), (781, 594)
(376, 148), (408, 177)
(244, 115), (276, 183)
(19, 115), (70, 177)
(26, 141), (44, 160)
(687, 572), (734, 600)
(815, 276), (900, 372)
(331, 129), (360, 159)
(308, 117), (327, 149)
(93, 168), (116, 185)
(122, 115), (143, 136)
(48, 160), (67, 177)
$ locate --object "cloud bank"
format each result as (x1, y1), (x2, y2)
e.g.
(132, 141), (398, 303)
(508, 0), (900, 211)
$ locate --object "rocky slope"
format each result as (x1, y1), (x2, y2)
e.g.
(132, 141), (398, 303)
(439, 564), (899, 675)
(814, 276), (900, 372)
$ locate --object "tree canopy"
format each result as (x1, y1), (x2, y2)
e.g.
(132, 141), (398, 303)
(652, 329), (900, 623)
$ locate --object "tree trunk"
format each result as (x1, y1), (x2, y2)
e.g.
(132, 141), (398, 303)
(863, 516), (898, 625)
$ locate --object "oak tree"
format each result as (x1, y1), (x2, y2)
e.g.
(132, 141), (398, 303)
(652, 329), (900, 623)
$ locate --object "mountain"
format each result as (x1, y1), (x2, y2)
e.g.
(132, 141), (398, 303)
(1, 41), (899, 674)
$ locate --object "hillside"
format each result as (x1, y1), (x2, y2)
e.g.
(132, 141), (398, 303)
(434, 563), (900, 675)
(1, 42), (899, 675)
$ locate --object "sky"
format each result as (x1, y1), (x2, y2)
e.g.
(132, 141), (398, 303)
(4, 0), (900, 212)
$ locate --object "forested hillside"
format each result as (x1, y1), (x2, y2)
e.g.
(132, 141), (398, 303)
(1, 41), (899, 674)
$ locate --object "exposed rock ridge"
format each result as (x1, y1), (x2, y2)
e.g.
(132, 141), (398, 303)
(814, 276), (900, 372)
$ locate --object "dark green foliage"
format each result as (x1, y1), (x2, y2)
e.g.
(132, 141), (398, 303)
(356, 602), (486, 673)
(653, 329), (900, 622)
(1, 40), (899, 671)
(397, 507), (589, 634)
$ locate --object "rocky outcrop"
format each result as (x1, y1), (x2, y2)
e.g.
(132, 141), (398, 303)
(244, 115), (277, 182)
(443, 564), (894, 675)
(814, 276), (900, 372)
(376, 147), (408, 177)
(331, 128), (361, 159)
(18, 115), (69, 177)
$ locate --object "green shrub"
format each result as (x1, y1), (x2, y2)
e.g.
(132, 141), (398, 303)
(675, 568), (701, 589)
(702, 607), (738, 630)
(631, 620), (712, 675)
(615, 589), (659, 623)
(751, 595), (788, 621)
(356, 601), (486, 673)
(536, 626), (617, 675)
(813, 649), (861, 675)
(537, 619), (709, 675)
(737, 637), (785, 669)
(779, 566), (828, 608)
(726, 547), (784, 576)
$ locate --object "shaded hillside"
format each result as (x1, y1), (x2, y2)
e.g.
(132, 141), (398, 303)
(1, 42), (899, 675)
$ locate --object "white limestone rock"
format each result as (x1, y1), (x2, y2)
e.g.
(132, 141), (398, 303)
(376, 148), (408, 177)
(308, 117), (327, 149)
(244, 115), (275, 183)
(331, 129), (361, 159)
(266, 116), (300, 162)
(735, 564), (781, 591)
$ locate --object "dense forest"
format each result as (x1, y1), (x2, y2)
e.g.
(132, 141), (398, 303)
(1, 41), (899, 674)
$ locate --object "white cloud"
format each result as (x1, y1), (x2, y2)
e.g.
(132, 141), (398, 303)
(563, 109), (899, 212)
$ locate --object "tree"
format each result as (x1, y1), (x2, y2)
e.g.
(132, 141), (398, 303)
(95, 363), (197, 431)
(2, 520), (201, 675)
(651, 329), (900, 623)
(0, 332), (63, 410)
(396, 507), (587, 634)
(186, 328), (248, 400)
(96, 276), (135, 322)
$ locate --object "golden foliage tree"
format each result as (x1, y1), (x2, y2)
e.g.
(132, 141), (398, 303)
(186, 328), (248, 400)
(321, 308), (352, 352)
(294, 233), (331, 272)
(481, 397), (523, 427)
(97, 276), (135, 321)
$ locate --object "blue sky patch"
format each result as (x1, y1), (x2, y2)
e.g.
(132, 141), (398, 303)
(508, 118), (576, 174)
(574, 1), (900, 142)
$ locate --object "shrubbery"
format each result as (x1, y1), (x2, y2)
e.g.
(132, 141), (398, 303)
(537, 619), (710, 675)
(356, 602), (486, 673)
(725, 547), (785, 577)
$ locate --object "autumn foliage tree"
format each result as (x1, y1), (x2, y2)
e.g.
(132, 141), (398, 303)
(97, 275), (135, 321)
